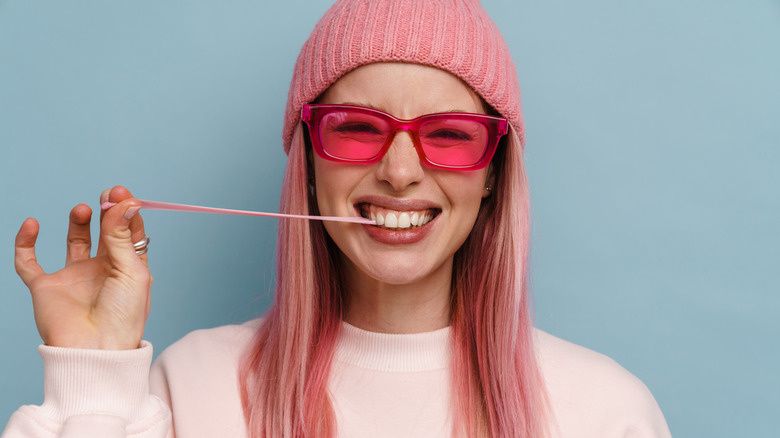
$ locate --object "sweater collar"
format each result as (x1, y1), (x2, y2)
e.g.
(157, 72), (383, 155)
(334, 322), (452, 372)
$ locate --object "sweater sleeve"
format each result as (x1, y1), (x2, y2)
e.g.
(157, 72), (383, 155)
(1, 342), (171, 438)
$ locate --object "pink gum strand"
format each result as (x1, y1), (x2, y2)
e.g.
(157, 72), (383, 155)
(101, 199), (375, 225)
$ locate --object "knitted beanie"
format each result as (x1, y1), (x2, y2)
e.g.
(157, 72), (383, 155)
(282, 0), (524, 154)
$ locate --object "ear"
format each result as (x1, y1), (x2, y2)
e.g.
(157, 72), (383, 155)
(482, 163), (496, 198)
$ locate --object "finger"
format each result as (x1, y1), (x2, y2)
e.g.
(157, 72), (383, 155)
(65, 203), (93, 265)
(97, 186), (143, 256)
(109, 186), (148, 262)
(99, 198), (147, 270)
(98, 188), (111, 224)
(14, 218), (46, 286)
(112, 194), (148, 261)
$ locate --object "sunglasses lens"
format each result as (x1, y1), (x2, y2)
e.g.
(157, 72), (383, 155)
(309, 105), (497, 169)
(319, 110), (389, 161)
(419, 119), (489, 167)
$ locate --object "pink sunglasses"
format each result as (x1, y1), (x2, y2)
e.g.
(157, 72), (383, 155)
(301, 104), (508, 170)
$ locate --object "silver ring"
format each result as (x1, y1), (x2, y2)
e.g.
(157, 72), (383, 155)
(133, 235), (150, 255)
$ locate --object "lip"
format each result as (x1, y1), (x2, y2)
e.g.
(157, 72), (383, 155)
(354, 195), (441, 212)
(353, 196), (441, 245)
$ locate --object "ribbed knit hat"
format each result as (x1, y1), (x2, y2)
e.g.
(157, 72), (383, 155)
(282, 0), (524, 154)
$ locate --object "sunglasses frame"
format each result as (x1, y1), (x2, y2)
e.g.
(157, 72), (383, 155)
(301, 104), (508, 170)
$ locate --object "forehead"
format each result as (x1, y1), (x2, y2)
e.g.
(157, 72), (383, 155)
(318, 62), (486, 117)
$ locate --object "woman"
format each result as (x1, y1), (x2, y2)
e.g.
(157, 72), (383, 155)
(5, 0), (671, 437)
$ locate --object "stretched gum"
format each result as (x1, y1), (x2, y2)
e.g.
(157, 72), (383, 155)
(100, 199), (375, 225)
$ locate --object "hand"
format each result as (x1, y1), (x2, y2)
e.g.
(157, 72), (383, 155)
(14, 186), (152, 350)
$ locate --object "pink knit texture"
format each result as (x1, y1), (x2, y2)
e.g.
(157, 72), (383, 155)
(282, 0), (524, 153)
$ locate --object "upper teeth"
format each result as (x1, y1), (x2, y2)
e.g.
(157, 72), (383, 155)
(369, 209), (434, 229)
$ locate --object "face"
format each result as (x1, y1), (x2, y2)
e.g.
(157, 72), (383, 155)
(312, 62), (494, 290)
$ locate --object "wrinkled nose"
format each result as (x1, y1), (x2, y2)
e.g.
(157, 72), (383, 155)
(374, 130), (425, 192)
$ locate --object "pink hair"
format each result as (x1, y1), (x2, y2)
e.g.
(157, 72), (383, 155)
(239, 126), (342, 436)
(450, 127), (548, 436)
(239, 122), (548, 436)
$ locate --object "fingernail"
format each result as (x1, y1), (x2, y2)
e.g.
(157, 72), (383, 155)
(124, 206), (141, 220)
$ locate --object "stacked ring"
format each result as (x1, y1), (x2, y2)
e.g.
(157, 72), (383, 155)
(133, 235), (150, 256)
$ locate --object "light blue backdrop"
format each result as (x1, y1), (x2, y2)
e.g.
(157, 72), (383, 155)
(1, 1), (778, 436)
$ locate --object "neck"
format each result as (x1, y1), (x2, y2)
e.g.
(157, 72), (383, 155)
(342, 257), (453, 334)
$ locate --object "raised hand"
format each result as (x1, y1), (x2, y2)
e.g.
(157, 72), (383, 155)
(14, 186), (152, 350)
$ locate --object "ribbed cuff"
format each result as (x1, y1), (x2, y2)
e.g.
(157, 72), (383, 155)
(38, 341), (155, 423)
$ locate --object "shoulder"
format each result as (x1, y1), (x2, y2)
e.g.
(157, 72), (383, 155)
(155, 319), (261, 366)
(534, 329), (671, 438)
(149, 319), (260, 401)
(534, 328), (647, 396)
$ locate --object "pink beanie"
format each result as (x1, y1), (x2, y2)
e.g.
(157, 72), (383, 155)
(282, 0), (524, 154)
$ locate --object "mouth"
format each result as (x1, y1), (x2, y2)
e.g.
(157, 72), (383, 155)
(358, 203), (440, 230)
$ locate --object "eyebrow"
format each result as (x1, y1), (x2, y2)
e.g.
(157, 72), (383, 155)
(339, 102), (476, 115)
(341, 101), (379, 109)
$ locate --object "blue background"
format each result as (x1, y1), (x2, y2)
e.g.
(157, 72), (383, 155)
(1, 1), (778, 436)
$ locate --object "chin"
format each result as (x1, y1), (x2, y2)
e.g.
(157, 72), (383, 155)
(353, 255), (447, 286)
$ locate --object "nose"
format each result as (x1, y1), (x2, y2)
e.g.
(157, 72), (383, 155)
(374, 130), (425, 192)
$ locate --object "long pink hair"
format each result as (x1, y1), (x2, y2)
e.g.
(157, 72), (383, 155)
(239, 123), (548, 436)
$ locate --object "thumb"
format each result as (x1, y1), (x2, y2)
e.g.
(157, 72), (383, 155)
(100, 200), (144, 270)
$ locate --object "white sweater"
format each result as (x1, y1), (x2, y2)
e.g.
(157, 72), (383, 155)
(2, 320), (671, 437)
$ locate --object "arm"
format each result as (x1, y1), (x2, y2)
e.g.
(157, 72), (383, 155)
(3, 186), (172, 437)
(2, 344), (171, 438)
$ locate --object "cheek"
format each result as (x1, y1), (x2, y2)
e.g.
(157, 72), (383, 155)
(440, 171), (489, 209)
(313, 157), (365, 216)
(314, 163), (339, 215)
(436, 173), (490, 249)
